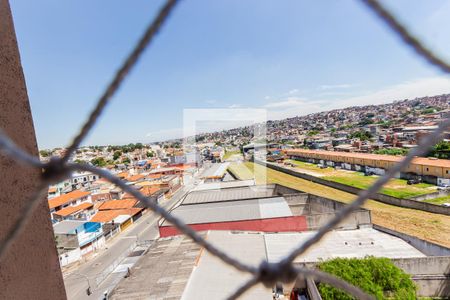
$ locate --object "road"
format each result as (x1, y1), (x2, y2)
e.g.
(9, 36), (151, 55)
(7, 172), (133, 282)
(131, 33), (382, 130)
(63, 185), (191, 300)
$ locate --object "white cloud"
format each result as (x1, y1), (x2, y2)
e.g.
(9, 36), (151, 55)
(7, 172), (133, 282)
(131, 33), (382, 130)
(261, 76), (450, 120)
(228, 104), (242, 108)
(287, 88), (300, 95)
(332, 77), (450, 108)
(320, 84), (353, 90)
(263, 97), (323, 119)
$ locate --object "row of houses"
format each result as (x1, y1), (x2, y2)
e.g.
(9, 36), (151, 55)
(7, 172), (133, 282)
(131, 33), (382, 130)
(285, 148), (450, 185)
(49, 166), (194, 267)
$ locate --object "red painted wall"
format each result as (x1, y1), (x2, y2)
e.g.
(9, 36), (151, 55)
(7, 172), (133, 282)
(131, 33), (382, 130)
(159, 216), (308, 237)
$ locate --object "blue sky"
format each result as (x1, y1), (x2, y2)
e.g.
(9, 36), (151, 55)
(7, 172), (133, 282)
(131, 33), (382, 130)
(10, 0), (450, 149)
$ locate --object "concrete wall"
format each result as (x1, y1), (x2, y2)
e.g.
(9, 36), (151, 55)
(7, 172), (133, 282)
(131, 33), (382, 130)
(283, 193), (309, 216)
(373, 224), (450, 256)
(256, 160), (450, 216)
(409, 190), (450, 201)
(391, 256), (450, 297)
(307, 194), (348, 213)
(59, 248), (82, 267)
(306, 210), (371, 231)
(0, 1), (67, 298)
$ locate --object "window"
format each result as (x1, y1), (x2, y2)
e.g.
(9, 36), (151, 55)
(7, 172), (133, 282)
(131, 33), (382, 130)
(446, 170), (449, 174)
(426, 168), (429, 171)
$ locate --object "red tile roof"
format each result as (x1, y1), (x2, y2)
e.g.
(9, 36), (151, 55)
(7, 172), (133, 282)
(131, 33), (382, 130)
(90, 208), (143, 223)
(140, 186), (161, 197)
(48, 190), (91, 210)
(285, 148), (450, 168)
(99, 199), (138, 210)
(53, 202), (93, 217)
(127, 174), (145, 182)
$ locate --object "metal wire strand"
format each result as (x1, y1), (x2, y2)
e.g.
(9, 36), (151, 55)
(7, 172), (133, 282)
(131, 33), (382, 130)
(61, 0), (180, 163)
(1, 1), (450, 297)
(281, 117), (450, 265)
(66, 162), (258, 275)
(0, 129), (45, 168)
(226, 267), (374, 300)
(360, 0), (450, 73)
(226, 277), (260, 300)
(0, 182), (48, 261)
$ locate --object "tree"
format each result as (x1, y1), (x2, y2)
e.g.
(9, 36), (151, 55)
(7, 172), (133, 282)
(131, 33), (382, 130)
(113, 151), (122, 161)
(91, 157), (107, 167)
(146, 151), (154, 158)
(349, 130), (372, 141)
(39, 149), (51, 157)
(318, 257), (416, 300)
(428, 141), (450, 159)
(122, 157), (130, 164)
(358, 118), (374, 126)
(307, 130), (319, 136)
(373, 148), (408, 156)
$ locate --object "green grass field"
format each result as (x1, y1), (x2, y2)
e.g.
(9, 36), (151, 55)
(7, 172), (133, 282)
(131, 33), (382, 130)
(285, 159), (436, 199)
(222, 150), (242, 160)
(423, 195), (450, 205)
(228, 161), (450, 248)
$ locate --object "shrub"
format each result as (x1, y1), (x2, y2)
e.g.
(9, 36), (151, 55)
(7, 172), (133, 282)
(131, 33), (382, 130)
(318, 257), (416, 300)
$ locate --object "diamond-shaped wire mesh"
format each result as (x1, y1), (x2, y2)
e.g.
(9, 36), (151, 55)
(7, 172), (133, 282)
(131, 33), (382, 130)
(1, 0), (449, 299)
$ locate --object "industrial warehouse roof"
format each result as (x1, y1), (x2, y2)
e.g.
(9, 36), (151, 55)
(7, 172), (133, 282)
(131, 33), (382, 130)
(264, 227), (425, 263)
(192, 179), (255, 191)
(182, 185), (275, 205)
(200, 162), (230, 179)
(181, 231), (271, 300)
(161, 197), (292, 226)
(111, 228), (427, 300)
(110, 234), (204, 299)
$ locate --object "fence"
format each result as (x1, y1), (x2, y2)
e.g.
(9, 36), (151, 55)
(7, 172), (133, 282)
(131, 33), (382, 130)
(95, 242), (137, 287)
(256, 160), (450, 216)
(1, 0), (450, 299)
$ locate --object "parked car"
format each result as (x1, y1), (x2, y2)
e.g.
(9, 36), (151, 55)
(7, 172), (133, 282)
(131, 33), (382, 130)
(437, 185), (450, 190)
(407, 178), (421, 185)
(442, 203), (450, 207)
(317, 164), (326, 169)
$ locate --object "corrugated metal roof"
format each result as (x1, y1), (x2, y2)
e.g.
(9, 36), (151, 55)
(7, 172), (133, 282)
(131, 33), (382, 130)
(181, 231), (271, 299)
(200, 162), (229, 179)
(192, 179), (255, 191)
(182, 185), (275, 205)
(264, 227), (425, 263)
(163, 197), (291, 226)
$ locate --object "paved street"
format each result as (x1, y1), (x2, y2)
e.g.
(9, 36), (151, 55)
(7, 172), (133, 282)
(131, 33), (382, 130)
(63, 185), (190, 300)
